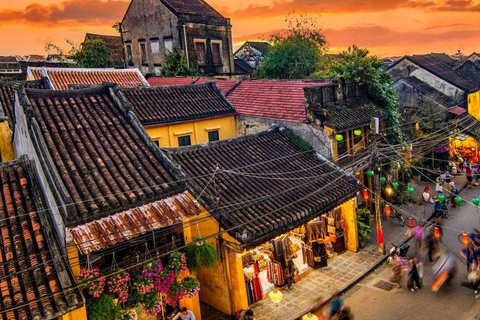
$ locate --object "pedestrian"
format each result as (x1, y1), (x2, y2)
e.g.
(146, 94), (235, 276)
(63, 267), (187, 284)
(389, 258), (403, 288)
(173, 307), (196, 320)
(467, 164), (474, 189)
(425, 230), (436, 262)
(337, 306), (353, 320)
(470, 229), (480, 249)
(329, 292), (344, 320)
(407, 258), (422, 292)
(449, 182), (458, 208)
(237, 309), (256, 320)
(467, 259), (480, 299)
(435, 175), (443, 193)
(412, 222), (425, 253)
(460, 244), (480, 273)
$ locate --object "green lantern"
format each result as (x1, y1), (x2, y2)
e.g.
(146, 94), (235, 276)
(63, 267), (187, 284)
(455, 197), (462, 206)
(354, 129), (362, 136)
(380, 177), (386, 185)
(367, 170), (374, 177)
(335, 134), (344, 141)
(438, 194), (445, 203)
(407, 187), (414, 196)
(392, 182), (399, 190)
(473, 198), (480, 206)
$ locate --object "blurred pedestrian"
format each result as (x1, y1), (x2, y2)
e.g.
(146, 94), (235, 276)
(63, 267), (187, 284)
(412, 222), (425, 253)
(425, 230), (436, 262)
(337, 306), (353, 320)
(467, 164), (474, 189)
(450, 182), (458, 208)
(461, 244), (480, 273)
(407, 258), (422, 292)
(389, 258), (403, 288)
(329, 292), (343, 320)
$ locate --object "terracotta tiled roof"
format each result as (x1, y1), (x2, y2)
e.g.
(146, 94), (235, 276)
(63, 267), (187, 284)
(0, 157), (82, 320)
(27, 67), (148, 90)
(193, 79), (238, 94)
(67, 191), (200, 255)
(147, 77), (196, 86)
(21, 84), (181, 226)
(121, 82), (235, 125)
(226, 81), (329, 123)
(0, 80), (45, 121)
(169, 127), (360, 248)
(408, 55), (478, 92)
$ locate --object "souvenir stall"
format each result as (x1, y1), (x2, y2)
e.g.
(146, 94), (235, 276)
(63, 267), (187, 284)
(450, 134), (479, 165)
(241, 207), (348, 305)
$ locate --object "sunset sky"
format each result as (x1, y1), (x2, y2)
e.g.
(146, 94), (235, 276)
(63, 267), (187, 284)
(1, 0), (480, 57)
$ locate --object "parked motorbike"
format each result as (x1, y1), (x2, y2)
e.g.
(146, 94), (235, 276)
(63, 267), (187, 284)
(386, 242), (411, 266)
(431, 253), (456, 292)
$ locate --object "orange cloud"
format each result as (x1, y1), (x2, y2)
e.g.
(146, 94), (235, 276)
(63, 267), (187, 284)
(0, 0), (129, 26)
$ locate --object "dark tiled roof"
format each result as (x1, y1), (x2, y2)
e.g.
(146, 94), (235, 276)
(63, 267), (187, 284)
(321, 98), (388, 132)
(147, 77), (197, 86)
(0, 80), (45, 121)
(409, 54), (478, 92)
(27, 67), (148, 90)
(161, 0), (227, 24)
(121, 82), (235, 125)
(0, 56), (18, 63)
(84, 33), (124, 67)
(431, 53), (456, 66)
(0, 157), (82, 320)
(227, 81), (329, 122)
(169, 127), (360, 248)
(21, 84), (180, 226)
(397, 76), (458, 108)
(234, 59), (254, 75)
(455, 60), (480, 86)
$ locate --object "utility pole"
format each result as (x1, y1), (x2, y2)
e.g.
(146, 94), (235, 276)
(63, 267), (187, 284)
(371, 117), (385, 255)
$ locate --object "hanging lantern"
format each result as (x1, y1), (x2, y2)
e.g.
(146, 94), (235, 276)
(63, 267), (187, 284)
(455, 197), (462, 206)
(335, 134), (344, 142)
(363, 189), (370, 200)
(438, 194), (445, 203)
(385, 204), (391, 217)
(434, 227), (441, 239)
(302, 313), (319, 320)
(354, 129), (362, 136)
(367, 170), (374, 177)
(462, 232), (469, 246)
(377, 167), (381, 172)
(408, 217), (414, 228)
(386, 187), (393, 195)
(269, 289), (283, 304)
(380, 177), (386, 185)
(392, 182), (399, 190)
(407, 187), (414, 196)
(243, 266), (255, 281)
(473, 198), (480, 207)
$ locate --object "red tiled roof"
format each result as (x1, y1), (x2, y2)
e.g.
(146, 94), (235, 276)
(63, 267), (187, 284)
(0, 80), (45, 121)
(195, 79), (238, 94)
(27, 67), (148, 90)
(0, 157), (82, 320)
(121, 82), (235, 125)
(21, 84), (180, 226)
(147, 77), (196, 86)
(226, 81), (328, 122)
(448, 106), (466, 115)
(67, 192), (200, 255)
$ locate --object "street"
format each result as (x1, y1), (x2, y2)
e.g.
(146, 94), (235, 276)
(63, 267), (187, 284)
(342, 186), (480, 320)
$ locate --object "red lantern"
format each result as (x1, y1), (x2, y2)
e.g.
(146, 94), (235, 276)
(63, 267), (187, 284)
(408, 217), (414, 228)
(434, 227), (440, 239)
(385, 205), (391, 217)
(462, 232), (469, 246)
(363, 189), (369, 201)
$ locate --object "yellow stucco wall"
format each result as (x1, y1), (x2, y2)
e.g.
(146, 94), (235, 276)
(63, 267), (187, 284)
(468, 91), (480, 121)
(145, 115), (237, 148)
(340, 198), (359, 252)
(0, 121), (14, 162)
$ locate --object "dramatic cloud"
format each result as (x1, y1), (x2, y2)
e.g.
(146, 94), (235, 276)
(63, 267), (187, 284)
(0, 0), (129, 26)
(437, 0), (480, 11)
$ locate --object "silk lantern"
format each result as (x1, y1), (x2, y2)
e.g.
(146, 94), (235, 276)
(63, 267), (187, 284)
(473, 198), (480, 206)
(354, 129), (362, 136)
(363, 189), (370, 201)
(302, 313), (319, 320)
(455, 197), (462, 206)
(392, 182), (399, 190)
(386, 187), (393, 195)
(380, 177), (386, 185)
(367, 170), (374, 177)
(243, 266), (255, 281)
(385, 204), (391, 218)
(335, 134), (344, 142)
(269, 289), (283, 304)
(407, 187), (414, 196)
(438, 194), (445, 203)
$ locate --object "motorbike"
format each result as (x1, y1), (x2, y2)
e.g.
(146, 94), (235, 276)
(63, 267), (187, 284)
(386, 242), (411, 266)
(431, 253), (456, 292)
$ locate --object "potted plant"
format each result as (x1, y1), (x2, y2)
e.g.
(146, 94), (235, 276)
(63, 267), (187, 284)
(357, 208), (371, 248)
(184, 236), (219, 272)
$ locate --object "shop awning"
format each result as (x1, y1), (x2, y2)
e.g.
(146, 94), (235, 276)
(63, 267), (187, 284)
(448, 106), (466, 116)
(452, 133), (471, 141)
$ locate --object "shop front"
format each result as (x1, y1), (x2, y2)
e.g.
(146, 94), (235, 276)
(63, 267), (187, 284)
(450, 133), (479, 166)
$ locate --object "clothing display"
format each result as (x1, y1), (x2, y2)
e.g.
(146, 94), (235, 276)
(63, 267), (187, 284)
(266, 261), (285, 286)
(245, 262), (263, 304)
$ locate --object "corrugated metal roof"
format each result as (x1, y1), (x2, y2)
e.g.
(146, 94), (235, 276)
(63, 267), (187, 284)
(67, 192), (200, 255)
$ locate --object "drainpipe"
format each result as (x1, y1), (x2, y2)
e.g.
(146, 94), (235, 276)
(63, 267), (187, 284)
(183, 24), (190, 68)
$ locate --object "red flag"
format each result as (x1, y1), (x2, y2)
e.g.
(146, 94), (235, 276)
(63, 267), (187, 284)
(377, 225), (384, 245)
(425, 182), (430, 193)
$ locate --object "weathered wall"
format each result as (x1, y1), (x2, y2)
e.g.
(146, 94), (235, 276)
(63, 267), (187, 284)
(145, 115), (237, 147)
(456, 61), (480, 86)
(394, 80), (423, 111)
(340, 198), (359, 252)
(388, 59), (466, 102)
(235, 115), (332, 159)
(468, 91), (480, 121)
(122, 0), (180, 74)
(0, 120), (14, 161)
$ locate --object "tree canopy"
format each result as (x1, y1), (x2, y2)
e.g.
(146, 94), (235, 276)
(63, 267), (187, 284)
(159, 50), (199, 77)
(45, 39), (117, 68)
(318, 46), (404, 144)
(255, 14), (327, 79)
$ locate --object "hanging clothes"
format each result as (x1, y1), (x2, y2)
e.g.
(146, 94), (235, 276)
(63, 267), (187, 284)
(244, 261), (264, 305)
(266, 261), (285, 286)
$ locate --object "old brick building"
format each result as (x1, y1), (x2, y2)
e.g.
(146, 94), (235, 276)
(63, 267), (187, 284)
(121, 0), (235, 76)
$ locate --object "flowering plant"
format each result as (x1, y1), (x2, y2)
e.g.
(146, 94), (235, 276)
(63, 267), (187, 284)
(120, 309), (138, 320)
(165, 281), (183, 306)
(181, 277), (200, 298)
(77, 268), (105, 298)
(142, 292), (163, 317)
(168, 252), (187, 274)
(107, 269), (130, 304)
(131, 263), (155, 295)
(154, 267), (175, 294)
